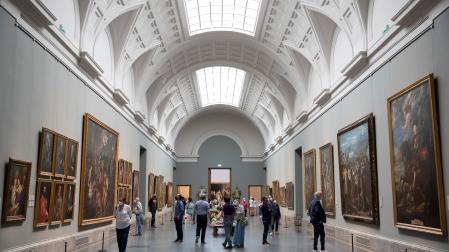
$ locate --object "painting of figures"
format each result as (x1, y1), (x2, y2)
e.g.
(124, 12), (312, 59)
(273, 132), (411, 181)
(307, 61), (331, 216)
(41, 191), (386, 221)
(63, 182), (75, 223)
(155, 175), (164, 211)
(337, 113), (379, 224)
(54, 135), (66, 178)
(38, 128), (55, 176)
(272, 180), (280, 204)
(148, 173), (155, 201)
(166, 182), (173, 207)
(79, 113), (119, 226)
(388, 74), (447, 235)
(280, 186), (286, 207)
(1, 159), (32, 222)
(286, 182), (294, 210)
(319, 143), (335, 217)
(304, 149), (316, 211)
(34, 179), (52, 227)
(65, 139), (78, 180)
(132, 171), (140, 209)
(49, 181), (64, 224)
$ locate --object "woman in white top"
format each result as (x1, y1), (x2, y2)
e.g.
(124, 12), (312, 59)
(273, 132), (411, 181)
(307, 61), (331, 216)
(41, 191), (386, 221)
(114, 197), (132, 252)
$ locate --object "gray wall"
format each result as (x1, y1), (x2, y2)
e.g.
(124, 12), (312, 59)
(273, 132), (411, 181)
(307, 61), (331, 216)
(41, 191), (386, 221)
(0, 8), (174, 250)
(175, 136), (266, 201)
(265, 7), (449, 250)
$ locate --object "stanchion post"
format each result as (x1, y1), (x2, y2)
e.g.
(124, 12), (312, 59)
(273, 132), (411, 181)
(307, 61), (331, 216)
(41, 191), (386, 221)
(64, 241), (67, 252)
(98, 231), (106, 252)
(351, 233), (354, 252)
(284, 216), (288, 228)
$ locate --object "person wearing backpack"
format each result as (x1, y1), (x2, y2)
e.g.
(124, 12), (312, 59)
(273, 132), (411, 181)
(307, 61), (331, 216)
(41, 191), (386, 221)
(308, 191), (326, 252)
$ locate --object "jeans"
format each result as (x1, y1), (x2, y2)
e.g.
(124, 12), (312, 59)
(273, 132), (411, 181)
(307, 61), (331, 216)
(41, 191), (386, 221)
(262, 220), (270, 243)
(135, 214), (143, 235)
(151, 210), (156, 226)
(232, 221), (246, 246)
(116, 225), (130, 252)
(223, 217), (233, 247)
(196, 215), (207, 242)
(312, 222), (325, 250)
(174, 218), (183, 241)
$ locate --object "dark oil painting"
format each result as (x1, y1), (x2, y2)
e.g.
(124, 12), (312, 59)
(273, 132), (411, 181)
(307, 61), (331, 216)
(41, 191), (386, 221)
(54, 135), (66, 178)
(63, 182), (75, 223)
(304, 149), (316, 211)
(38, 128), (54, 176)
(49, 181), (64, 224)
(34, 179), (52, 227)
(66, 139), (78, 180)
(319, 143), (335, 217)
(286, 182), (294, 210)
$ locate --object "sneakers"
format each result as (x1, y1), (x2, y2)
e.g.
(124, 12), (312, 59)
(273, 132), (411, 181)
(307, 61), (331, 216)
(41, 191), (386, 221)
(195, 237), (199, 244)
(263, 241), (270, 245)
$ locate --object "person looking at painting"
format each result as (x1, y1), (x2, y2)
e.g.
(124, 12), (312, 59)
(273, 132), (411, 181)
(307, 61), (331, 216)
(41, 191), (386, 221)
(133, 197), (143, 236)
(148, 194), (157, 228)
(308, 191), (326, 252)
(272, 200), (281, 235)
(195, 194), (209, 244)
(260, 196), (272, 245)
(222, 197), (235, 249)
(174, 194), (185, 243)
(114, 197), (132, 252)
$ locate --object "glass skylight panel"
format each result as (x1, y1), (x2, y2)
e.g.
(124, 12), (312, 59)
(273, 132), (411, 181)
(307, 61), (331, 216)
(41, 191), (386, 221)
(184, 0), (262, 36)
(196, 66), (246, 107)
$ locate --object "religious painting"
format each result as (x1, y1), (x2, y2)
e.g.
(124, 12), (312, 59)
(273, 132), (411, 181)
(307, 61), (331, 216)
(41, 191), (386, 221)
(79, 113), (119, 226)
(272, 180), (280, 204)
(279, 186), (286, 207)
(53, 135), (67, 178)
(117, 187), (126, 203)
(65, 139), (78, 180)
(49, 181), (64, 225)
(127, 162), (133, 186)
(1, 158), (32, 222)
(166, 182), (173, 207)
(132, 171), (140, 209)
(262, 185), (270, 198)
(118, 160), (124, 186)
(148, 173), (155, 201)
(387, 74), (447, 235)
(208, 168), (231, 203)
(304, 149), (316, 211)
(34, 179), (52, 227)
(286, 182), (294, 210)
(155, 175), (164, 211)
(126, 188), (132, 206)
(162, 182), (167, 208)
(38, 128), (55, 176)
(62, 182), (75, 223)
(319, 143), (335, 217)
(337, 113), (379, 224)
(177, 185), (191, 199)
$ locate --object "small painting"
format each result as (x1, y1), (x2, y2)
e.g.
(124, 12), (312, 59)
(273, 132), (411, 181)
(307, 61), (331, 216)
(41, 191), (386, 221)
(319, 143), (335, 217)
(1, 158), (32, 222)
(166, 182), (173, 207)
(63, 182), (75, 223)
(337, 113), (379, 224)
(53, 135), (67, 178)
(304, 149), (316, 211)
(148, 173), (155, 201)
(65, 139), (78, 180)
(38, 128), (55, 176)
(279, 186), (286, 207)
(132, 170), (140, 209)
(34, 179), (52, 227)
(49, 181), (64, 225)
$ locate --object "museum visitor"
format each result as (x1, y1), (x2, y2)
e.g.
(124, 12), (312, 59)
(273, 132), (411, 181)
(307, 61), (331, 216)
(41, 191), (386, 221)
(114, 197), (132, 252)
(309, 192), (327, 252)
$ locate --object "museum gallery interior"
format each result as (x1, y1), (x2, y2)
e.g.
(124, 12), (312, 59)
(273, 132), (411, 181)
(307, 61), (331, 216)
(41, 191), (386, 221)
(1, 0), (449, 251)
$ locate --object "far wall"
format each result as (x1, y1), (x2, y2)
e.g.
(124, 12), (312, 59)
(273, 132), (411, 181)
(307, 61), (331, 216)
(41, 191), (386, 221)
(175, 135), (266, 201)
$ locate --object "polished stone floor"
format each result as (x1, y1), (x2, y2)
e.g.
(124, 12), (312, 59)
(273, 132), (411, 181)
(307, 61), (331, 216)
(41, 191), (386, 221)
(87, 217), (350, 252)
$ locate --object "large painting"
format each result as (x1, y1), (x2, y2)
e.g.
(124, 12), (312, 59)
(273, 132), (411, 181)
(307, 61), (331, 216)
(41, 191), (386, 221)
(65, 139), (78, 180)
(280, 186), (286, 207)
(166, 182), (173, 207)
(155, 175), (164, 211)
(387, 74), (447, 235)
(262, 185), (270, 198)
(337, 113), (379, 224)
(63, 182), (75, 223)
(148, 173), (155, 200)
(272, 180), (280, 204)
(132, 170), (140, 210)
(38, 128), (55, 177)
(49, 181), (64, 225)
(2, 158), (32, 222)
(34, 179), (52, 227)
(304, 149), (316, 211)
(79, 113), (119, 226)
(286, 182), (294, 210)
(319, 143), (335, 217)
(54, 135), (67, 178)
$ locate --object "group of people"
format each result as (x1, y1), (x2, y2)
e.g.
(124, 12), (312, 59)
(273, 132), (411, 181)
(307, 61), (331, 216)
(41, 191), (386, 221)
(113, 190), (327, 252)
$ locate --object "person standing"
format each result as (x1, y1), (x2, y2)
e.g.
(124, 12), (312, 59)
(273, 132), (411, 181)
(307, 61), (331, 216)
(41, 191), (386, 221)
(272, 200), (281, 235)
(133, 197), (143, 236)
(249, 197), (256, 216)
(114, 197), (132, 252)
(241, 198), (249, 217)
(232, 201), (246, 248)
(309, 191), (326, 252)
(222, 197), (235, 249)
(186, 197), (195, 224)
(148, 194), (157, 228)
(260, 196), (272, 245)
(174, 194), (185, 242)
(195, 194), (209, 244)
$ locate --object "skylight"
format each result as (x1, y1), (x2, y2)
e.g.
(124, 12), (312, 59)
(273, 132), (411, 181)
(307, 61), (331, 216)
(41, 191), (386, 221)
(196, 66), (246, 107)
(184, 0), (262, 36)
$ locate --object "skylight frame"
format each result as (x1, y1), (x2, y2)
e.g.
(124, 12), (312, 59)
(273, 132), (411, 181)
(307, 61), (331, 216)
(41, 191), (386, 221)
(183, 0), (262, 36)
(195, 66), (246, 107)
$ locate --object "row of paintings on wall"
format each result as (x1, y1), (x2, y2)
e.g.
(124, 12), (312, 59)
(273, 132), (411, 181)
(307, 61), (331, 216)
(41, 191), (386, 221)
(147, 173), (174, 211)
(302, 74), (447, 236)
(118, 159), (133, 187)
(271, 180), (294, 210)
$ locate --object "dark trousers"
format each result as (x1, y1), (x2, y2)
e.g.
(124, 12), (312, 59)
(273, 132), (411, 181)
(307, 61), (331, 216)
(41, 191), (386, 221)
(196, 215), (207, 242)
(244, 209), (247, 217)
(116, 225), (130, 252)
(151, 210), (156, 226)
(312, 222), (325, 250)
(262, 221), (270, 243)
(175, 218), (183, 241)
(272, 217), (279, 232)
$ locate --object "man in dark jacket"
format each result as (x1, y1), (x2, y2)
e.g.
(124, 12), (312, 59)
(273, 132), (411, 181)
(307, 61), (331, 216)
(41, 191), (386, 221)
(308, 191), (326, 251)
(222, 197), (235, 249)
(260, 196), (272, 245)
(174, 194), (185, 242)
(272, 200), (281, 234)
(148, 194), (157, 228)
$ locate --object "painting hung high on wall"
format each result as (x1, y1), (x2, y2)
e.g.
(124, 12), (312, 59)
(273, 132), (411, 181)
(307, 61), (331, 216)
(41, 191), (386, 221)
(319, 143), (335, 217)
(132, 171), (139, 209)
(279, 186), (286, 207)
(54, 135), (67, 178)
(388, 74), (447, 235)
(1, 158), (32, 222)
(79, 113), (119, 226)
(286, 182), (294, 210)
(49, 181), (64, 225)
(262, 185), (270, 198)
(272, 180), (280, 204)
(166, 182), (173, 207)
(34, 179), (52, 227)
(63, 182), (75, 223)
(155, 175), (164, 211)
(337, 113), (379, 224)
(38, 128), (55, 177)
(65, 139), (78, 180)
(148, 173), (155, 200)
(304, 149), (316, 211)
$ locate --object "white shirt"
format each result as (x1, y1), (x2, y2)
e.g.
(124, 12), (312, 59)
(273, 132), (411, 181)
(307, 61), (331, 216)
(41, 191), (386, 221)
(114, 204), (131, 229)
(249, 199), (256, 208)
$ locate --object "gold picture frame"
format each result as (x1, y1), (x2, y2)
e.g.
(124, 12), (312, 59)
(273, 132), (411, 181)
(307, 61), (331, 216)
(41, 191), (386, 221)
(166, 182), (173, 207)
(53, 135), (67, 178)
(65, 138), (78, 180)
(38, 128), (56, 177)
(49, 181), (64, 225)
(62, 182), (76, 223)
(33, 179), (52, 227)
(304, 149), (316, 211)
(319, 143), (335, 217)
(387, 74), (447, 235)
